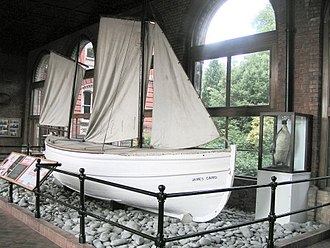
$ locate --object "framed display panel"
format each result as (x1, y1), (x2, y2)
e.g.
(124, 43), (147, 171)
(0, 118), (21, 137)
(0, 152), (56, 190)
(258, 112), (312, 173)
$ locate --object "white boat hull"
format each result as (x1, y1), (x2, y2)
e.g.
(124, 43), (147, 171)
(44, 136), (236, 222)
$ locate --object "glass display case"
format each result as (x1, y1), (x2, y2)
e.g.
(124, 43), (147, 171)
(258, 112), (312, 172)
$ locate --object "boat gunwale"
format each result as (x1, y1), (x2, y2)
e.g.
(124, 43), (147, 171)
(45, 136), (232, 157)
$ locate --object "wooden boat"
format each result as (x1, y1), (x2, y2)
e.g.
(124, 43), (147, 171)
(42, 16), (236, 222)
(45, 136), (235, 222)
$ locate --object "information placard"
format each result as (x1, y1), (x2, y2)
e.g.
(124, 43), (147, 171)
(0, 118), (21, 137)
(0, 152), (57, 190)
(0, 153), (24, 176)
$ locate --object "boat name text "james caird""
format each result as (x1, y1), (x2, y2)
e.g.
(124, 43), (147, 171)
(192, 176), (218, 182)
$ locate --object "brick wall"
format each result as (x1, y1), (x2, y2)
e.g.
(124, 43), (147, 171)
(150, 0), (190, 64)
(0, 52), (27, 154)
(294, 0), (322, 178)
(227, 177), (257, 212)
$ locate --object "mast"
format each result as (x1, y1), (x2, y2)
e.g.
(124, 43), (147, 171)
(67, 42), (80, 139)
(138, 0), (147, 148)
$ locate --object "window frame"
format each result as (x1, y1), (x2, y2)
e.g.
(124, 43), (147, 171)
(191, 31), (277, 118)
(82, 89), (92, 114)
(190, 26), (277, 177)
(29, 52), (50, 146)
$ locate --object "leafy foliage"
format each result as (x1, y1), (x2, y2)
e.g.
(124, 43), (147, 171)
(252, 3), (276, 33)
(201, 59), (226, 107)
(231, 51), (270, 106)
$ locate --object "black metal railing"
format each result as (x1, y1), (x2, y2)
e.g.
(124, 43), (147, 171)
(32, 162), (330, 248)
(1, 156), (330, 248)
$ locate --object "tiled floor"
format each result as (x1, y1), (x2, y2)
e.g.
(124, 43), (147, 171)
(0, 209), (61, 248)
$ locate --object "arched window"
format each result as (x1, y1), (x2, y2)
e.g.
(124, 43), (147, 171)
(205, 0), (275, 44)
(71, 40), (95, 69)
(191, 0), (276, 177)
(31, 54), (49, 115)
(30, 53), (50, 146)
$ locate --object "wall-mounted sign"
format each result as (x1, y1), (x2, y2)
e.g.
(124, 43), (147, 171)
(0, 118), (21, 137)
(0, 152), (56, 190)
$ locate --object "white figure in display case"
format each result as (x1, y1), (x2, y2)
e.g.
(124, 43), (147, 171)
(273, 119), (291, 166)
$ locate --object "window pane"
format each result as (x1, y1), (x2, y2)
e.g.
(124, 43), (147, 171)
(83, 106), (90, 113)
(31, 88), (42, 115)
(205, 0), (275, 44)
(261, 116), (276, 168)
(200, 58), (227, 107)
(230, 50), (270, 106)
(72, 41), (95, 69)
(81, 90), (92, 114)
(34, 55), (49, 82)
(83, 91), (91, 105)
(228, 116), (260, 177)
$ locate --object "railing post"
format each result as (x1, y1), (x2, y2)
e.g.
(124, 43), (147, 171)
(79, 168), (86, 243)
(156, 185), (166, 248)
(34, 159), (41, 218)
(8, 182), (13, 203)
(267, 176), (277, 248)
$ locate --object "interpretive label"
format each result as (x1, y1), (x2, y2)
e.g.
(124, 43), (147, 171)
(0, 152), (56, 190)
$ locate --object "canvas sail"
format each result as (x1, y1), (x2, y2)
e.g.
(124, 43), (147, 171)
(85, 17), (143, 143)
(150, 24), (219, 149)
(39, 52), (85, 127)
(85, 18), (218, 148)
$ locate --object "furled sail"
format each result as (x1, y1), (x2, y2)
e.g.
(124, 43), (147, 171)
(39, 52), (85, 127)
(150, 24), (219, 149)
(85, 17), (143, 143)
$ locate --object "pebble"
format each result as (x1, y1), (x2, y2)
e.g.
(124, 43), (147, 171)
(18, 197), (28, 207)
(239, 226), (252, 238)
(132, 234), (144, 245)
(0, 177), (327, 248)
(99, 232), (110, 242)
(93, 239), (105, 248)
(199, 237), (212, 245)
(111, 238), (128, 246)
